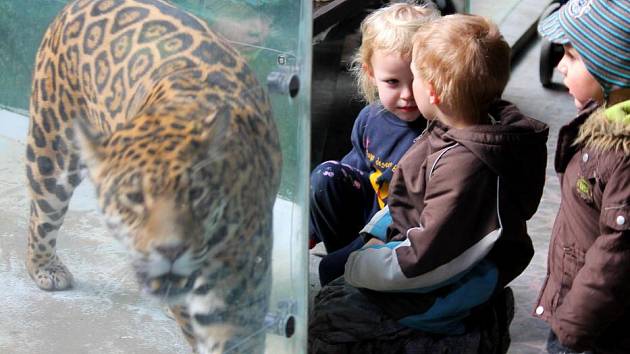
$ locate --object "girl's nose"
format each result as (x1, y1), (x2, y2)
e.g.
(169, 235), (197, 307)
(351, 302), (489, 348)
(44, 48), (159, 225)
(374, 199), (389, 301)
(401, 85), (413, 100)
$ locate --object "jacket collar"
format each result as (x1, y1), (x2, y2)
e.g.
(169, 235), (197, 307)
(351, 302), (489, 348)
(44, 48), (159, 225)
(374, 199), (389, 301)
(574, 99), (630, 155)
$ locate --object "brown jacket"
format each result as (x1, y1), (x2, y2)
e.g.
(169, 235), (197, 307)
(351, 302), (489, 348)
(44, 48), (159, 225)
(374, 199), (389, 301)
(345, 100), (548, 312)
(534, 101), (630, 353)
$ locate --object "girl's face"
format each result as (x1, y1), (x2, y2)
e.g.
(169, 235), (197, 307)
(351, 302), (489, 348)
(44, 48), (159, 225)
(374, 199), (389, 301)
(557, 45), (603, 110)
(367, 50), (419, 121)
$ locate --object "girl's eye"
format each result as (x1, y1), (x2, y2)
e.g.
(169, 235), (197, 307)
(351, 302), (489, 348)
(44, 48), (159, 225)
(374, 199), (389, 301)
(385, 79), (398, 85)
(563, 47), (576, 59)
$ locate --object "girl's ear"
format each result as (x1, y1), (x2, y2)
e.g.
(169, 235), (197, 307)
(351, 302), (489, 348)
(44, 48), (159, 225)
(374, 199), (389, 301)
(428, 83), (440, 105)
(363, 63), (374, 80)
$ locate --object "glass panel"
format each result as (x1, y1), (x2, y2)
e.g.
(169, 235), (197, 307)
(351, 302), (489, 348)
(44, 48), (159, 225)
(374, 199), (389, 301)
(0, 1), (310, 353)
(463, 0), (523, 24)
(170, 2), (311, 351)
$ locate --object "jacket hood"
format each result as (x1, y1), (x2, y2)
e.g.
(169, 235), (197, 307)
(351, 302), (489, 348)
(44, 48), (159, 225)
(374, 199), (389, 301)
(438, 100), (549, 219)
(574, 100), (630, 155)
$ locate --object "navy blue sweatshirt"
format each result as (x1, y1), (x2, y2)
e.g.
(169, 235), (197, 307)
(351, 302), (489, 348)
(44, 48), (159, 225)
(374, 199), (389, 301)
(341, 104), (426, 208)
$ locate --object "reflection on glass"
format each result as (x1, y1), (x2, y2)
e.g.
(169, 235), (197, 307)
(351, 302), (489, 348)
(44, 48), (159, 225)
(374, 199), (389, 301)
(465, 0), (522, 24)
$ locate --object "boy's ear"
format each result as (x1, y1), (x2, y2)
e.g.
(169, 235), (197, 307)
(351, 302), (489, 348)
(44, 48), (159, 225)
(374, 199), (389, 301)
(428, 82), (441, 105)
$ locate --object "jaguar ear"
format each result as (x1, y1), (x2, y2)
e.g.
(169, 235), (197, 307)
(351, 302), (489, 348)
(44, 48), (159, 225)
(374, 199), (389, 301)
(73, 119), (106, 170)
(189, 107), (232, 171)
(194, 106), (231, 152)
(208, 106), (231, 140)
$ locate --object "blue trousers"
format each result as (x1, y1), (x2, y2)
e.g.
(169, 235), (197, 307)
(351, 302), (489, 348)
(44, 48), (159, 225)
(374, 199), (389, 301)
(309, 161), (378, 286)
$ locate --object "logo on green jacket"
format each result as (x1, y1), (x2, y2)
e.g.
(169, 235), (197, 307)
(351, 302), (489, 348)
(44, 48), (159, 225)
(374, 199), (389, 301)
(576, 177), (593, 202)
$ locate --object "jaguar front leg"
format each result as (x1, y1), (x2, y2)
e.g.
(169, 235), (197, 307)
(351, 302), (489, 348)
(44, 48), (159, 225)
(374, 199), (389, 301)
(25, 29), (88, 290)
(25, 121), (83, 292)
(188, 278), (268, 354)
(188, 285), (239, 354)
(169, 304), (199, 353)
(25, 142), (83, 290)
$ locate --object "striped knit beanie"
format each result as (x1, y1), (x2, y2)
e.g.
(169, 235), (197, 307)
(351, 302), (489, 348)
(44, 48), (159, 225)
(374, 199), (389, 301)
(538, 0), (630, 94)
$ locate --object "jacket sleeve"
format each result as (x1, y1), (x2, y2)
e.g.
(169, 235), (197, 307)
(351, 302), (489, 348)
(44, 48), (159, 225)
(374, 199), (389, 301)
(341, 106), (370, 172)
(551, 159), (630, 351)
(345, 147), (500, 291)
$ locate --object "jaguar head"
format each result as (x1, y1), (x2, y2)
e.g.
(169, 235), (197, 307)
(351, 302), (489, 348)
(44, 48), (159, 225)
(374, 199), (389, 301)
(73, 116), (224, 301)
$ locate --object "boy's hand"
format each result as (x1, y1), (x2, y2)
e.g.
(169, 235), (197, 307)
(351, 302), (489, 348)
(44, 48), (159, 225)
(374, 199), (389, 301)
(364, 238), (385, 247)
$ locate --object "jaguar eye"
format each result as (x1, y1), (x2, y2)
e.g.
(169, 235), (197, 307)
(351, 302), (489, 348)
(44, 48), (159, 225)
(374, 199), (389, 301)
(126, 192), (144, 204)
(189, 187), (204, 201)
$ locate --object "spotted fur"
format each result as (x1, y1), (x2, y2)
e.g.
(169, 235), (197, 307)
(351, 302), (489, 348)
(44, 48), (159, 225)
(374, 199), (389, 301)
(25, 0), (282, 352)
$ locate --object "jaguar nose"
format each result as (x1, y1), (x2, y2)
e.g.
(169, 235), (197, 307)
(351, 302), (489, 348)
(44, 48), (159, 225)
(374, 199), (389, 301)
(155, 243), (188, 262)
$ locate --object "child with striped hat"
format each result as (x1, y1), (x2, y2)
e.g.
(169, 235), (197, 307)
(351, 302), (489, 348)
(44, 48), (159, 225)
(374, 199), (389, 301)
(535, 0), (629, 352)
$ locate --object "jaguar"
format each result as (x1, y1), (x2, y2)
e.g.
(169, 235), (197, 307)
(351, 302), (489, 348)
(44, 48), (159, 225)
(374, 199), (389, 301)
(24, 0), (282, 352)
